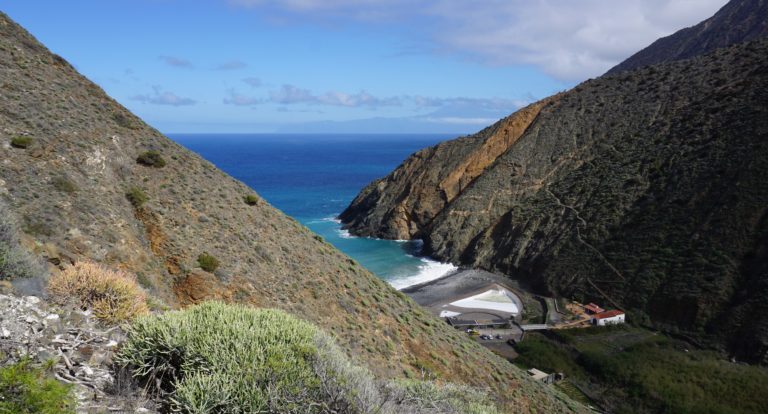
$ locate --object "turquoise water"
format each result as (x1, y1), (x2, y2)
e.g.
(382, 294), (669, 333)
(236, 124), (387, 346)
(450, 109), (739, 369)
(170, 134), (458, 288)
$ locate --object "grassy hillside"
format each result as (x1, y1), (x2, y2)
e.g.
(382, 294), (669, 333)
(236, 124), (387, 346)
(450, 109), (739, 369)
(0, 12), (583, 412)
(514, 327), (768, 413)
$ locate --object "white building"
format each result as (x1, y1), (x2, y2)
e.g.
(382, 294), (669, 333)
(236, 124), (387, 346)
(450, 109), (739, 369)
(527, 368), (555, 384)
(592, 310), (626, 326)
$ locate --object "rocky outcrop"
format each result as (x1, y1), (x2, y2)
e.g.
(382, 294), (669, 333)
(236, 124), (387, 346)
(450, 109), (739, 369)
(607, 0), (768, 74)
(0, 293), (156, 413)
(339, 96), (558, 240)
(0, 12), (584, 411)
(342, 36), (768, 362)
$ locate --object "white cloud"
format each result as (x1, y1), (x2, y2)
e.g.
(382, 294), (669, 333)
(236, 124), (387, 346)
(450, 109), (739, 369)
(267, 84), (401, 107)
(224, 83), (525, 112)
(427, 0), (727, 80)
(318, 90), (400, 107)
(223, 90), (262, 106)
(228, 0), (728, 81)
(269, 84), (317, 104)
(132, 86), (197, 106)
(422, 116), (500, 125)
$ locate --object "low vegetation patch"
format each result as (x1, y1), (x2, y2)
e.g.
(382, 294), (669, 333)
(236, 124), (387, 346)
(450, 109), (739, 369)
(0, 203), (45, 281)
(117, 302), (501, 414)
(513, 333), (586, 380)
(243, 194), (259, 206)
(47, 261), (148, 324)
(125, 186), (148, 208)
(51, 176), (78, 194)
(10, 136), (32, 149)
(384, 380), (499, 414)
(0, 358), (75, 414)
(136, 150), (166, 168)
(112, 112), (137, 129)
(512, 326), (768, 413)
(117, 302), (374, 413)
(197, 252), (219, 272)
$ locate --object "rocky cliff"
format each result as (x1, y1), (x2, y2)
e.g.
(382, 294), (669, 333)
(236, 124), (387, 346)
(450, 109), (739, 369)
(607, 0), (768, 74)
(341, 10), (768, 362)
(0, 12), (583, 411)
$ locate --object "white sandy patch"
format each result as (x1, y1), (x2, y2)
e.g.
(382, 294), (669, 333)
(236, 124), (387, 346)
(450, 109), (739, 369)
(439, 310), (462, 318)
(450, 288), (519, 314)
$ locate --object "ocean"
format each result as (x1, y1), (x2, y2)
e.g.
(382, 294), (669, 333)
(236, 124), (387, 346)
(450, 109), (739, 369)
(170, 134), (458, 289)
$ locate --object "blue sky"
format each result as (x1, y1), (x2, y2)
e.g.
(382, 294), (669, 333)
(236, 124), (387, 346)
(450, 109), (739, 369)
(3, 0), (726, 133)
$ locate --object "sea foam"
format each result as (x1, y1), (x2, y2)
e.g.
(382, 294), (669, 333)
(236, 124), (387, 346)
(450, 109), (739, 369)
(316, 215), (457, 289)
(389, 258), (457, 290)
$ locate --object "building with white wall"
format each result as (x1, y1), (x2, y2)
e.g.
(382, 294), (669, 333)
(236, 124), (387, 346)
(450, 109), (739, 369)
(592, 310), (625, 326)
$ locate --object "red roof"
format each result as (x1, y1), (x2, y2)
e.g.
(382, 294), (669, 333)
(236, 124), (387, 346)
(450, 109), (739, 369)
(594, 310), (624, 319)
(584, 303), (604, 313)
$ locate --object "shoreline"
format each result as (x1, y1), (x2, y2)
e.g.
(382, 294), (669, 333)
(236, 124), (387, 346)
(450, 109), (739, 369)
(402, 268), (526, 309)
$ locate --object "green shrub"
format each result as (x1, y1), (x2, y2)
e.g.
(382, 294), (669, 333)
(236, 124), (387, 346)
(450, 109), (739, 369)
(126, 186), (148, 208)
(10, 136), (32, 149)
(112, 112), (137, 129)
(0, 358), (75, 413)
(51, 177), (78, 193)
(117, 302), (503, 413)
(136, 150), (166, 168)
(117, 302), (379, 413)
(243, 194), (259, 206)
(197, 253), (219, 272)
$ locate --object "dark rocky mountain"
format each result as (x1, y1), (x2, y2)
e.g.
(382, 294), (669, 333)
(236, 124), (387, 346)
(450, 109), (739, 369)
(341, 5), (768, 362)
(607, 0), (768, 74)
(0, 12), (585, 411)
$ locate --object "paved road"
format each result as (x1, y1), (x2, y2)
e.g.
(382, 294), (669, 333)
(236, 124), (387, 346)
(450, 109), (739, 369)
(520, 324), (549, 331)
(544, 297), (563, 325)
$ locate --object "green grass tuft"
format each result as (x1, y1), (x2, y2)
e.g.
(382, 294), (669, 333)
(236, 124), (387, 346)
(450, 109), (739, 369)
(197, 252), (220, 272)
(0, 358), (75, 414)
(10, 136), (32, 149)
(51, 176), (78, 194)
(243, 194), (259, 206)
(136, 150), (166, 168)
(125, 186), (148, 208)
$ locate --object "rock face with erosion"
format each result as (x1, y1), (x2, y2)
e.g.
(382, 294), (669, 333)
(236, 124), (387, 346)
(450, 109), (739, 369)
(339, 96), (559, 240)
(341, 0), (768, 364)
(0, 12), (584, 412)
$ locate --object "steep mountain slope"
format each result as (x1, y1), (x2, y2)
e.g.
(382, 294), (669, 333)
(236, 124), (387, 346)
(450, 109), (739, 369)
(339, 96), (559, 239)
(607, 0), (768, 74)
(342, 38), (768, 362)
(0, 12), (584, 411)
